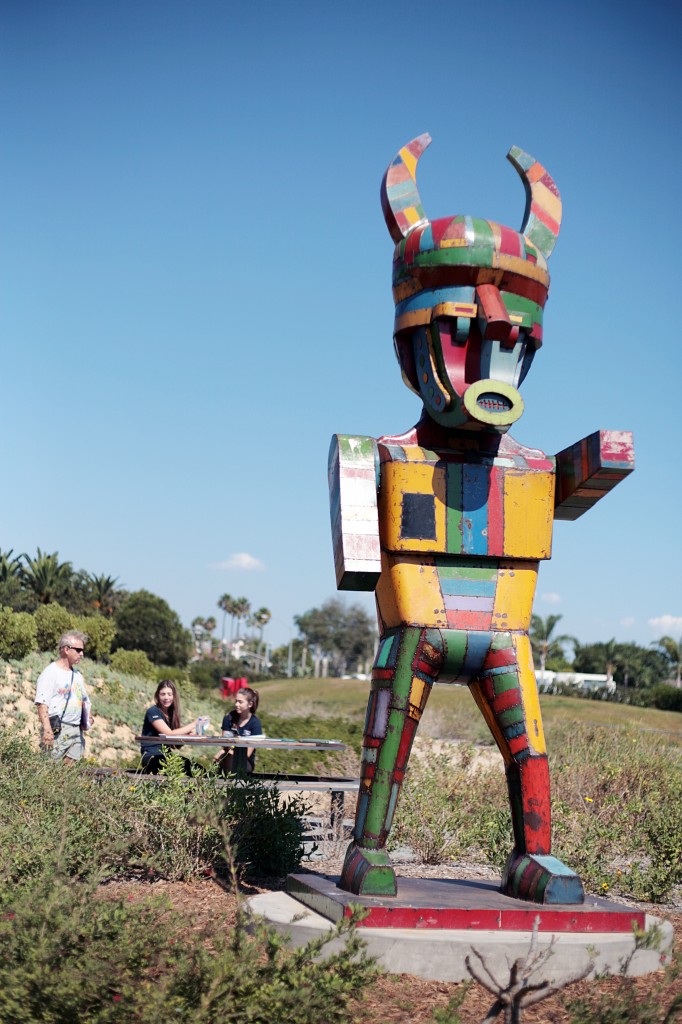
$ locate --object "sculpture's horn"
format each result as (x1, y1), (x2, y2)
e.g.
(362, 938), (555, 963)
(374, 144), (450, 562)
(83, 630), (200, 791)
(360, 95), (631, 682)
(381, 133), (431, 243)
(507, 146), (562, 259)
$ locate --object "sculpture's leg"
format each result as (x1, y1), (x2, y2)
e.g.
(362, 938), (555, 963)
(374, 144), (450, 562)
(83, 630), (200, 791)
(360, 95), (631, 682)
(469, 632), (584, 904)
(340, 626), (443, 896)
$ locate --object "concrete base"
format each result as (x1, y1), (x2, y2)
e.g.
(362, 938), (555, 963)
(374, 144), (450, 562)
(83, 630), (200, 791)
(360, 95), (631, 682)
(247, 876), (673, 982)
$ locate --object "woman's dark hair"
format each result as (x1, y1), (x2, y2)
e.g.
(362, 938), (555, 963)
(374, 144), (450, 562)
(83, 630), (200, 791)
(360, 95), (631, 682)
(238, 686), (259, 713)
(154, 679), (182, 731)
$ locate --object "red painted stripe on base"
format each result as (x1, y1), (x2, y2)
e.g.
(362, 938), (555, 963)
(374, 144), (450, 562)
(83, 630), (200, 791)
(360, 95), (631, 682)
(342, 905), (645, 932)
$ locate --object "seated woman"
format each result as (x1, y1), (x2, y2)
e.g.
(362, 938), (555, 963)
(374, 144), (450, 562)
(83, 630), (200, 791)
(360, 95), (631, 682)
(140, 680), (199, 775)
(214, 686), (262, 775)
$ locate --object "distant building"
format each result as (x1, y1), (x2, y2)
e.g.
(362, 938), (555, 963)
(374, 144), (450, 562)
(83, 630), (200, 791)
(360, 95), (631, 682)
(537, 670), (615, 694)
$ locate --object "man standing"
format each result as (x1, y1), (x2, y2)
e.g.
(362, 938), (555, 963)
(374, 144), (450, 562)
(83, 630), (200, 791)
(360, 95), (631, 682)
(35, 631), (92, 764)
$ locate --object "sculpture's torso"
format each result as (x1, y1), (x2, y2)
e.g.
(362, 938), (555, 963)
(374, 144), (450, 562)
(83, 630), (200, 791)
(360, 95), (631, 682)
(374, 432), (556, 633)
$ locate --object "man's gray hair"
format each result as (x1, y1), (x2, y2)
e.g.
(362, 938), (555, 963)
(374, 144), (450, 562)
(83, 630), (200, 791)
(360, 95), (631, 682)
(58, 631), (89, 651)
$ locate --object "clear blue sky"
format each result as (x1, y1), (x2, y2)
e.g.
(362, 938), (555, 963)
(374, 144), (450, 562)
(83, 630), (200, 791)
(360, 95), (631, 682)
(2, 0), (680, 652)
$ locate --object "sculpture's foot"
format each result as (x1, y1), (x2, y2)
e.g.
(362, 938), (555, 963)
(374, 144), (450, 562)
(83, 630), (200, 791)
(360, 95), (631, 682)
(502, 851), (585, 904)
(339, 840), (397, 896)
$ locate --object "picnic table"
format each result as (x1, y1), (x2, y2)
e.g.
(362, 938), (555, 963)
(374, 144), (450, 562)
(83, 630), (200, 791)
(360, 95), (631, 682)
(134, 733), (346, 774)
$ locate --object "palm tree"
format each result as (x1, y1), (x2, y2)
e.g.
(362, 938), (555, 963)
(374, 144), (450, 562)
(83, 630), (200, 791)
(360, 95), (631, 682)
(86, 573), (122, 616)
(253, 606), (271, 664)
(0, 549), (22, 583)
(530, 614), (576, 680)
(217, 593), (235, 642)
(233, 596), (251, 640)
(19, 548), (73, 605)
(653, 636), (682, 688)
(601, 637), (621, 682)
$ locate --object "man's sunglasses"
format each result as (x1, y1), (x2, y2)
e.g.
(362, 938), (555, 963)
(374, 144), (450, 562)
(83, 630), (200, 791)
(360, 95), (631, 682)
(66, 646), (85, 653)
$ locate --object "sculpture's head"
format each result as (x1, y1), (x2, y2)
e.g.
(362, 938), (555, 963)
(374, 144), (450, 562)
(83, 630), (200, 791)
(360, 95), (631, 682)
(382, 135), (561, 432)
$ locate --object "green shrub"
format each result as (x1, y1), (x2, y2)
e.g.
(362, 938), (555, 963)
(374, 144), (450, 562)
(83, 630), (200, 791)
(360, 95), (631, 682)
(76, 614), (116, 661)
(190, 657), (229, 691)
(0, 606), (36, 660)
(389, 753), (473, 863)
(110, 648), (156, 680)
(0, 737), (310, 885)
(225, 775), (310, 878)
(33, 602), (72, 651)
(153, 664), (190, 686)
(564, 932), (681, 1023)
(646, 684), (682, 713)
(0, 865), (375, 1024)
(32, 604), (115, 661)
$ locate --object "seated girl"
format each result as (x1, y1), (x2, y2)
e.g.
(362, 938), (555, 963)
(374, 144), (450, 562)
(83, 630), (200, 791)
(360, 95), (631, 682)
(140, 680), (198, 775)
(214, 686), (262, 775)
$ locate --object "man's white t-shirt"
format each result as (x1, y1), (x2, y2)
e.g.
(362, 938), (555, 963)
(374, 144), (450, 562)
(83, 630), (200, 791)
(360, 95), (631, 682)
(34, 663), (90, 727)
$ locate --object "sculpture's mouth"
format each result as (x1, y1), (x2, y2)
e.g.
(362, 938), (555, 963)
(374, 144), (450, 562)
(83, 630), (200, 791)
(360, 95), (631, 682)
(475, 392), (513, 414)
(463, 379), (524, 429)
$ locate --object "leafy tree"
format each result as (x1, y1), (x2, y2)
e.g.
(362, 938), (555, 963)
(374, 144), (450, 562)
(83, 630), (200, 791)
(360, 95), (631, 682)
(19, 549), (74, 607)
(113, 590), (191, 666)
(295, 598), (376, 677)
(529, 614), (576, 677)
(653, 635), (682, 688)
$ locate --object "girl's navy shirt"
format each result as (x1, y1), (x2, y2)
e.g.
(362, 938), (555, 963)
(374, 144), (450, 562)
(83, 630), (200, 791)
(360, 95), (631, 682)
(141, 705), (171, 757)
(220, 712), (263, 738)
(221, 712), (263, 770)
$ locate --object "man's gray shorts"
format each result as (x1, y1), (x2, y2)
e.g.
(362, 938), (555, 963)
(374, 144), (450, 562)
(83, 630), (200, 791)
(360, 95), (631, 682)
(52, 722), (84, 761)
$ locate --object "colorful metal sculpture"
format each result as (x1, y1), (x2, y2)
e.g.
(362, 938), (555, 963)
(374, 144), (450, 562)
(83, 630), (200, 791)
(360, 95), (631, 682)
(329, 135), (634, 905)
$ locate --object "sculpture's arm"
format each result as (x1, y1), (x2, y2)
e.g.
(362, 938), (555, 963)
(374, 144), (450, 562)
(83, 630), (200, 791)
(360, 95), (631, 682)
(328, 434), (381, 591)
(554, 430), (635, 521)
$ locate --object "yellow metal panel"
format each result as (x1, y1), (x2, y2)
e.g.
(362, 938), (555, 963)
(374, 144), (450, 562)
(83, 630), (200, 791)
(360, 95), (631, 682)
(401, 446), (435, 463)
(395, 309), (431, 331)
(515, 634), (546, 755)
(503, 472), (554, 558)
(532, 181), (562, 224)
(375, 556), (447, 628)
(401, 146), (417, 178)
(492, 252), (550, 284)
(492, 563), (538, 631)
(409, 676), (428, 715)
(380, 462), (447, 552)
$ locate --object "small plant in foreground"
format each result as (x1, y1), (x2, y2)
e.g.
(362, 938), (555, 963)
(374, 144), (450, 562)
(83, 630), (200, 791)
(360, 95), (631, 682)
(564, 927), (681, 1024)
(0, 857), (376, 1024)
(465, 917), (593, 1023)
